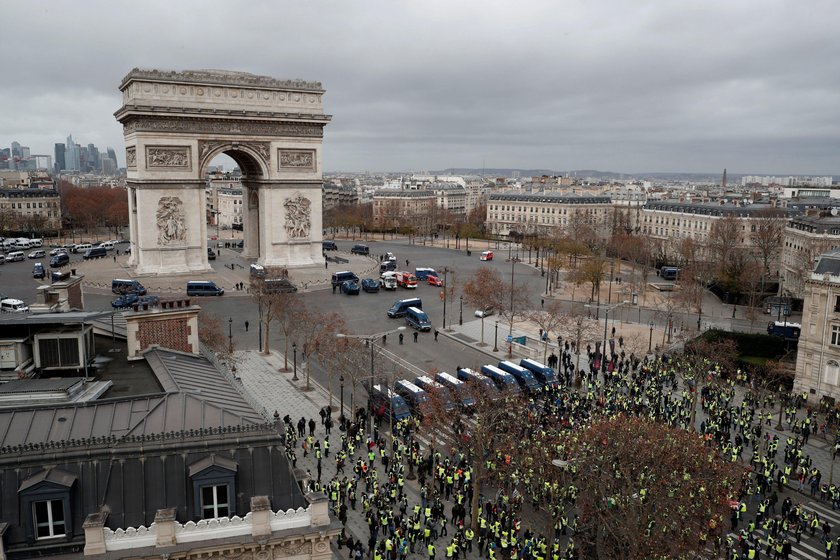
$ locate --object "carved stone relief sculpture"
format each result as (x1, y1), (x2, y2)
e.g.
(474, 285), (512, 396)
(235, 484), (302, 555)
(126, 147), (137, 168)
(157, 196), (187, 245)
(278, 149), (314, 169)
(283, 194), (311, 239)
(146, 146), (191, 168)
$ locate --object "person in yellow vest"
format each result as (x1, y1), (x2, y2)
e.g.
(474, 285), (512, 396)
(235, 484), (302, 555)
(427, 542), (436, 559)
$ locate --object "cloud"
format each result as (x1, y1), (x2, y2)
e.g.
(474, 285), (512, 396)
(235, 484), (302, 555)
(2, 0), (839, 174)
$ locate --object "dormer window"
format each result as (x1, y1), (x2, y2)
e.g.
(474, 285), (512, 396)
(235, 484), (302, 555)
(188, 456), (238, 520)
(18, 468), (76, 542)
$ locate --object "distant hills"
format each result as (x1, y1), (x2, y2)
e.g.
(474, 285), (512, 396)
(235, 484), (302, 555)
(439, 168), (727, 181)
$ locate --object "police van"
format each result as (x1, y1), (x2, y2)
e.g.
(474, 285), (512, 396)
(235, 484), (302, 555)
(497, 360), (541, 394)
(414, 376), (458, 412)
(435, 372), (476, 409)
(369, 384), (411, 422)
(186, 280), (224, 296)
(388, 297), (421, 318)
(112, 278), (147, 295)
(479, 365), (521, 395)
(519, 358), (559, 387)
(457, 367), (501, 399)
(405, 306), (431, 331)
(393, 379), (431, 417)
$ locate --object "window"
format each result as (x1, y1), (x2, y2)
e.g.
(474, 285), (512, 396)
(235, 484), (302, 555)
(835, 296), (840, 313)
(33, 499), (66, 539)
(200, 484), (230, 519)
(826, 360), (840, 387)
(832, 325), (840, 347)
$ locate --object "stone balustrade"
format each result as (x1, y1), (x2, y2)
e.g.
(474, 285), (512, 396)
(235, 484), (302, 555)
(96, 505), (311, 552)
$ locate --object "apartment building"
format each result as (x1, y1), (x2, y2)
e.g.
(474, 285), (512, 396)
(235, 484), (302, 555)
(485, 193), (613, 238)
(782, 213), (840, 299)
(0, 188), (62, 231)
(794, 250), (840, 404)
(372, 190), (436, 227)
(638, 200), (782, 260)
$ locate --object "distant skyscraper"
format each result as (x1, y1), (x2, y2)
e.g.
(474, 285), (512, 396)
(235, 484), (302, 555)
(106, 147), (117, 166)
(54, 143), (66, 172)
(722, 168), (727, 189)
(64, 134), (80, 171)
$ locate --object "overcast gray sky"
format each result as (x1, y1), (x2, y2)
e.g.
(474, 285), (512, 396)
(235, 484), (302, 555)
(2, 1), (838, 175)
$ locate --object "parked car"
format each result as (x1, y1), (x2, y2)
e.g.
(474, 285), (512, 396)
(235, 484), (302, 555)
(28, 250), (46, 259)
(32, 263), (45, 279)
(428, 275), (444, 287)
(341, 280), (361, 295)
(474, 307), (495, 318)
(361, 278), (380, 293)
(479, 251), (494, 261)
(207, 248), (216, 260)
(49, 247), (67, 256)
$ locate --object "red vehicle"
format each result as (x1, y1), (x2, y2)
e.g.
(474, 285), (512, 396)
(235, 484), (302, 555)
(427, 275), (444, 287)
(396, 271), (418, 289)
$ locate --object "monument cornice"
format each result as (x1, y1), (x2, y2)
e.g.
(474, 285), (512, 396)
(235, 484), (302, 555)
(118, 115), (325, 138)
(116, 105), (331, 124)
(120, 68), (323, 93)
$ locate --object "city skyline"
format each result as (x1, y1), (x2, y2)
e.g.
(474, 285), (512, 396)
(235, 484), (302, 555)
(1, 1), (839, 175)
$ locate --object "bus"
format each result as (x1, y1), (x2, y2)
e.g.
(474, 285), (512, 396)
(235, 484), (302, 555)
(767, 321), (800, 340)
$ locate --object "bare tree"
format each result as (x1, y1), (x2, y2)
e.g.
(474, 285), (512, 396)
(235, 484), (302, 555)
(526, 300), (567, 362)
(563, 416), (743, 559)
(198, 310), (235, 362)
(751, 207), (786, 275)
(249, 268), (298, 362)
(555, 310), (601, 376)
(462, 266), (507, 345)
(569, 255), (607, 303)
(708, 215), (747, 292)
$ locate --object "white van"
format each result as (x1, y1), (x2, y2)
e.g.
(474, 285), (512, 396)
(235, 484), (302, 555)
(14, 240), (32, 250)
(0, 298), (29, 313)
(30, 238), (43, 248)
(99, 241), (115, 251)
(6, 251), (25, 262)
(73, 243), (92, 253)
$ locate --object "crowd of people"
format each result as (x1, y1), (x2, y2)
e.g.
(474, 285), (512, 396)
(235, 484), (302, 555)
(277, 341), (839, 559)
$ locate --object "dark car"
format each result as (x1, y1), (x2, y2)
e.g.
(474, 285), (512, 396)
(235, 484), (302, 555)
(427, 275), (444, 287)
(361, 278), (380, 293)
(350, 244), (369, 255)
(32, 263), (46, 279)
(341, 280), (360, 295)
(322, 240), (338, 251)
(207, 248), (216, 260)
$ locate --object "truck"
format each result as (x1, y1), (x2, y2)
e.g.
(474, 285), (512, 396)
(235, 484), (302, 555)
(394, 379), (432, 417)
(396, 271), (417, 289)
(380, 271), (398, 290)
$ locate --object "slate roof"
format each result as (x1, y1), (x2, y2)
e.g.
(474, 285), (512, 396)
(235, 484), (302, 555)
(814, 250), (840, 276)
(0, 348), (263, 448)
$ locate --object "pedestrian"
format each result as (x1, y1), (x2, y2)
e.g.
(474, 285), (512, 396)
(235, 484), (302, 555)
(434, 330), (439, 341)
(541, 298), (544, 308)
(308, 418), (316, 436)
(244, 320), (249, 332)
(325, 260), (328, 269)
(413, 331), (419, 343)
(113, 254), (116, 263)
(399, 333), (404, 345)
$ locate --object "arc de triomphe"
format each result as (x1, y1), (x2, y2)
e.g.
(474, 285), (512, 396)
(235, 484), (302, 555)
(115, 68), (331, 276)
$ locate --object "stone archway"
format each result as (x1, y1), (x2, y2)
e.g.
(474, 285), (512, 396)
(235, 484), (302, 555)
(115, 68), (330, 276)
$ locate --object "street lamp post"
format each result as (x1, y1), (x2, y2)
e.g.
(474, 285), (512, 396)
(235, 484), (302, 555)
(335, 326), (407, 429)
(459, 296), (463, 326)
(228, 318), (233, 353)
(442, 268), (448, 330)
(339, 374), (345, 424)
(494, 321), (499, 353)
(292, 342), (299, 381)
(649, 321), (654, 353)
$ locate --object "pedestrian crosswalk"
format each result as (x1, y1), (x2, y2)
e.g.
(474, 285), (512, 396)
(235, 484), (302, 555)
(727, 498), (840, 560)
